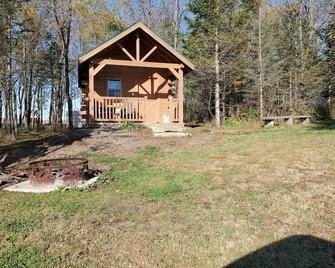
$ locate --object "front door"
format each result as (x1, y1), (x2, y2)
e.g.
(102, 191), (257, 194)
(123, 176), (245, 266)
(144, 100), (159, 123)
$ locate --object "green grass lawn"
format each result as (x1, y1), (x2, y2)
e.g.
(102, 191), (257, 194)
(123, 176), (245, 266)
(1, 125), (335, 267)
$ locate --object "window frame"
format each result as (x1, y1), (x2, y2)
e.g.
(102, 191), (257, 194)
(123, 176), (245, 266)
(107, 79), (122, 97)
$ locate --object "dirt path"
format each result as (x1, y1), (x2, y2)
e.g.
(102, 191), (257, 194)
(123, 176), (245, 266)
(0, 127), (217, 172)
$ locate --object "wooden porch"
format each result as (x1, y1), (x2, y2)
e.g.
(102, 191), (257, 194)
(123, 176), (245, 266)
(83, 92), (181, 123)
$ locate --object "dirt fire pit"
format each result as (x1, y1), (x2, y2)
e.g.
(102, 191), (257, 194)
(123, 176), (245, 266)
(27, 158), (89, 186)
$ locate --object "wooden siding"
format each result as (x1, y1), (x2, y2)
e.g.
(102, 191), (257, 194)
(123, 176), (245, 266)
(94, 65), (173, 99)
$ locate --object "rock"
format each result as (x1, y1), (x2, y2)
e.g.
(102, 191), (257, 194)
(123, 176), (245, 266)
(265, 121), (275, 128)
(285, 117), (294, 125)
(0, 174), (12, 188)
(0, 175), (10, 182)
(302, 117), (311, 126)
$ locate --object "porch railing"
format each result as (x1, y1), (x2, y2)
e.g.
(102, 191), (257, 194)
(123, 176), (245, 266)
(92, 92), (145, 122)
(90, 92), (181, 122)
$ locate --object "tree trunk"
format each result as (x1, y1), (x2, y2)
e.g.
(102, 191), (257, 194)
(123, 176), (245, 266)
(39, 87), (43, 126)
(299, 0), (305, 94)
(54, 60), (64, 130)
(7, 69), (17, 139)
(258, 1), (264, 119)
(0, 87), (2, 129)
(20, 35), (27, 127)
(54, 84), (63, 130)
(51, 0), (73, 129)
(289, 72), (293, 113)
(49, 81), (54, 125)
(64, 46), (73, 129)
(18, 84), (24, 127)
(222, 84), (226, 123)
(174, 0), (180, 49)
(309, 0), (315, 40)
(4, 93), (8, 127)
(25, 66), (33, 130)
(214, 28), (221, 127)
(6, 16), (17, 139)
(13, 81), (18, 129)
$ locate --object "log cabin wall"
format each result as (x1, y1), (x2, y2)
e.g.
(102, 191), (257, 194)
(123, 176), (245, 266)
(92, 65), (175, 123)
(93, 65), (173, 99)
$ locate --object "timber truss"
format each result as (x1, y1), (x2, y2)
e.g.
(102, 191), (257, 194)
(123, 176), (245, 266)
(89, 32), (184, 81)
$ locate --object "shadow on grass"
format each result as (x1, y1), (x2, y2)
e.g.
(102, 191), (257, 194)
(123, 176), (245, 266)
(0, 129), (94, 169)
(226, 235), (335, 268)
(311, 118), (335, 130)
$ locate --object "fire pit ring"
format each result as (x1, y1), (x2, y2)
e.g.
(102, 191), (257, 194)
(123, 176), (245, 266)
(28, 158), (89, 186)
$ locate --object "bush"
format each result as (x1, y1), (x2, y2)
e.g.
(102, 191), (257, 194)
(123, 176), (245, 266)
(309, 97), (331, 120)
(246, 108), (259, 118)
(223, 117), (247, 128)
(201, 127), (211, 133)
(119, 120), (138, 131)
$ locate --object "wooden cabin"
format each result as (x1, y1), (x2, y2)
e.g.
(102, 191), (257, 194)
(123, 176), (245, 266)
(79, 22), (194, 126)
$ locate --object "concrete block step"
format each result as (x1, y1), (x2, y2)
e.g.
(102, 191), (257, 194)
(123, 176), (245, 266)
(153, 132), (191, 137)
(144, 123), (185, 133)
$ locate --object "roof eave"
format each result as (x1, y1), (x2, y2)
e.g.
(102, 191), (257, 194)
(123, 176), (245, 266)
(79, 22), (195, 71)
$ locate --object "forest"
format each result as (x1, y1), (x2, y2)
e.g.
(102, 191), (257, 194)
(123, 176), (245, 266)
(0, 0), (334, 139)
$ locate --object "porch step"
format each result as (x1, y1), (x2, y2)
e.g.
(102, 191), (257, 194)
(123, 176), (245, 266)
(153, 132), (191, 137)
(143, 123), (185, 133)
(142, 123), (190, 137)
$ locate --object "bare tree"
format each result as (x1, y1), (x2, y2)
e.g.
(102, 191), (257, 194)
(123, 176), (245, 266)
(214, 27), (221, 126)
(258, 0), (264, 119)
(50, 0), (73, 129)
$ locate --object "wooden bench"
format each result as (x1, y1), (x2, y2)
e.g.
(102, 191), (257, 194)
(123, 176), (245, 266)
(262, 116), (311, 127)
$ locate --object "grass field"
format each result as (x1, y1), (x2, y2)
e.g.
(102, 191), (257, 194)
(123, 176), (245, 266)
(1, 124), (335, 267)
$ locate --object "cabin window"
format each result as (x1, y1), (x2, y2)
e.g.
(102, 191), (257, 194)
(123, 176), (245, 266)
(107, 79), (121, 97)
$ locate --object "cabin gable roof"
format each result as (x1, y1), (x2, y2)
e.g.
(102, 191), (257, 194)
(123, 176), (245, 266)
(79, 22), (194, 71)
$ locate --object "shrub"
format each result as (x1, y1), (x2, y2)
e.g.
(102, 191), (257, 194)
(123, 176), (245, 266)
(201, 127), (211, 133)
(119, 120), (138, 131)
(246, 108), (259, 118)
(309, 96), (331, 120)
(223, 117), (247, 128)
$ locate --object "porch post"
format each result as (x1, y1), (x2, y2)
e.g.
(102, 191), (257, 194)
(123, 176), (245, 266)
(144, 95), (148, 122)
(88, 62), (94, 124)
(178, 68), (184, 123)
(136, 32), (140, 61)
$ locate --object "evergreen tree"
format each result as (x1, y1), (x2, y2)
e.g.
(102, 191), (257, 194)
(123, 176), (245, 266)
(184, 0), (256, 123)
